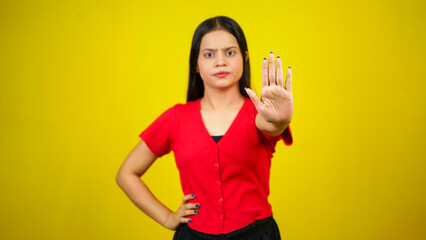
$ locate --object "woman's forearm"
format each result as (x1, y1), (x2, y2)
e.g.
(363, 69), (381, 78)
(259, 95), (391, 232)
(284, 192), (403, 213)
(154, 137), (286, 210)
(116, 173), (172, 228)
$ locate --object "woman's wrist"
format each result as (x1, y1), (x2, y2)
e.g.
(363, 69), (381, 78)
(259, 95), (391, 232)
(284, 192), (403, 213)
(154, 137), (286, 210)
(256, 114), (290, 137)
(162, 211), (176, 230)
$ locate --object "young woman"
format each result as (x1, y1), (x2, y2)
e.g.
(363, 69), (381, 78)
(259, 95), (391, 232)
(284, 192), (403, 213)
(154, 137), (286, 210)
(116, 16), (294, 239)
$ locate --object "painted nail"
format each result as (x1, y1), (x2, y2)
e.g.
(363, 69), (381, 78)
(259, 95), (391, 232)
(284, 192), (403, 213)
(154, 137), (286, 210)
(191, 194), (195, 198)
(194, 210), (198, 213)
(196, 204), (200, 208)
(277, 56), (280, 59)
(263, 57), (266, 60)
(188, 219), (192, 222)
(270, 51), (273, 54)
(288, 67), (291, 69)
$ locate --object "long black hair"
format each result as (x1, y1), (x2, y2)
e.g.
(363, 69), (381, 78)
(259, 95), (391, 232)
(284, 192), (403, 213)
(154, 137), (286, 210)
(187, 16), (251, 102)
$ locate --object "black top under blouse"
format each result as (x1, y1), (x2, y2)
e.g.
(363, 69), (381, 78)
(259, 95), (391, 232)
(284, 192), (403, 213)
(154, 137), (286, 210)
(211, 135), (223, 143)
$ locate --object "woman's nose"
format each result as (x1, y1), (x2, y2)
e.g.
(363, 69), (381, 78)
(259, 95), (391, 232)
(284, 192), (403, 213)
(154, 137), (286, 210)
(215, 52), (226, 67)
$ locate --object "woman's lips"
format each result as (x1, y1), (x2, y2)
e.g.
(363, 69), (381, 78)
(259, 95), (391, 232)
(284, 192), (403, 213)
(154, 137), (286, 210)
(215, 72), (229, 78)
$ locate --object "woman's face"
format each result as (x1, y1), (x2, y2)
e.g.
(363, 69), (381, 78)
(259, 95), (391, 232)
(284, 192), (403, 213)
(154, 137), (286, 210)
(197, 30), (246, 91)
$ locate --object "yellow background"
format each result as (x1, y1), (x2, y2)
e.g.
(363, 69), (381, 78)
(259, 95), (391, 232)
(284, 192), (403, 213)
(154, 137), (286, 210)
(1, 0), (425, 239)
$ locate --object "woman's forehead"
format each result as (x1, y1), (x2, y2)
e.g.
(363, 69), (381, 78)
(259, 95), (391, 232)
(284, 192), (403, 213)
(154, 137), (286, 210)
(200, 30), (238, 49)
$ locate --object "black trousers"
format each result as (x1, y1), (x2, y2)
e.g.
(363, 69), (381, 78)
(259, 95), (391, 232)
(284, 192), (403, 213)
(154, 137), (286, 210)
(173, 216), (281, 240)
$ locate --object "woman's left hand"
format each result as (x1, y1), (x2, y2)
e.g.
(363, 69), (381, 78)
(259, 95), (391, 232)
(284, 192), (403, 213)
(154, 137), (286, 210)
(245, 52), (293, 125)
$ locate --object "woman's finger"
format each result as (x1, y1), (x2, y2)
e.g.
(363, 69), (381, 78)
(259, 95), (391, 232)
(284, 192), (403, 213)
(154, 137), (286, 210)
(182, 209), (199, 216)
(285, 67), (292, 92)
(276, 56), (284, 87)
(180, 203), (199, 212)
(184, 203), (200, 210)
(182, 194), (195, 204)
(268, 52), (276, 85)
(179, 217), (192, 223)
(245, 88), (263, 112)
(261, 58), (268, 88)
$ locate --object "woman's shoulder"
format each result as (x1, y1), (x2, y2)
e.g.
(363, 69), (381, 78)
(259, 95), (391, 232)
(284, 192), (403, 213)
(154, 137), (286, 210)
(161, 99), (199, 119)
(149, 100), (198, 124)
(172, 99), (199, 111)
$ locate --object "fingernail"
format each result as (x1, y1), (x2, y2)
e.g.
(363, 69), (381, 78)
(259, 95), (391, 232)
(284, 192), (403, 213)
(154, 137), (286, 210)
(188, 219), (192, 222)
(194, 210), (198, 213)
(191, 194), (195, 198)
(270, 51), (273, 54)
(277, 56), (280, 59)
(244, 87), (247, 90)
(196, 204), (200, 208)
(288, 67), (291, 69)
(263, 57), (266, 60)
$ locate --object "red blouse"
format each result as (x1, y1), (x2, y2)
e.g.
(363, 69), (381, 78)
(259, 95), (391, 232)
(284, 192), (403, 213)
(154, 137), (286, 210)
(139, 97), (293, 234)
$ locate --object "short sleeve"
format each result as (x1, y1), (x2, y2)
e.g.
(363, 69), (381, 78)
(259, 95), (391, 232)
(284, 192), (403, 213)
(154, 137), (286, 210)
(258, 125), (293, 158)
(139, 106), (175, 158)
(260, 125), (293, 146)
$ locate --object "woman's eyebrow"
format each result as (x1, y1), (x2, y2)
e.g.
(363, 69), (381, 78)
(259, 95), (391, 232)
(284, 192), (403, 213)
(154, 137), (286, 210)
(201, 46), (239, 52)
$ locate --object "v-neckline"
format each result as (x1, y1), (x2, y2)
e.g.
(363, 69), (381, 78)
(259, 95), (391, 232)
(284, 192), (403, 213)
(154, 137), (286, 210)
(197, 97), (248, 145)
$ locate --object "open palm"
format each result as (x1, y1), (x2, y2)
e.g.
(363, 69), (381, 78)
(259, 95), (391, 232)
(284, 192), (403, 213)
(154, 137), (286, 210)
(246, 52), (293, 124)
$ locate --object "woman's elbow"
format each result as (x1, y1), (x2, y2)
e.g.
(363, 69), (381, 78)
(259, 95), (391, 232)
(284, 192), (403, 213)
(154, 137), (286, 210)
(116, 171), (123, 188)
(116, 170), (130, 188)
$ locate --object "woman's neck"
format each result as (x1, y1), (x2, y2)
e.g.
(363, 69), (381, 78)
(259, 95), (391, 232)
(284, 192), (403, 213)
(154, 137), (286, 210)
(201, 86), (245, 111)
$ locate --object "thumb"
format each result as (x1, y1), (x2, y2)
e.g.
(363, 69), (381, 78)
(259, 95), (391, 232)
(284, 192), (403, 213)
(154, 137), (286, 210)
(245, 87), (263, 111)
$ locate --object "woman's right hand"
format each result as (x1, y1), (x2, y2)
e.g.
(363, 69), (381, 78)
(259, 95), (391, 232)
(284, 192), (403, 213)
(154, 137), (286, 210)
(163, 194), (200, 230)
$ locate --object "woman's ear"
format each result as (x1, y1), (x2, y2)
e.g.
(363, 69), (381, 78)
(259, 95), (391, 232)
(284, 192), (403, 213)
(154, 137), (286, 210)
(245, 51), (249, 62)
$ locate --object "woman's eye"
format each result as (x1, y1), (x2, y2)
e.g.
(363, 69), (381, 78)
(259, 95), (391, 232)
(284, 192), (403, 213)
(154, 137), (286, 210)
(226, 50), (235, 56)
(205, 53), (214, 58)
